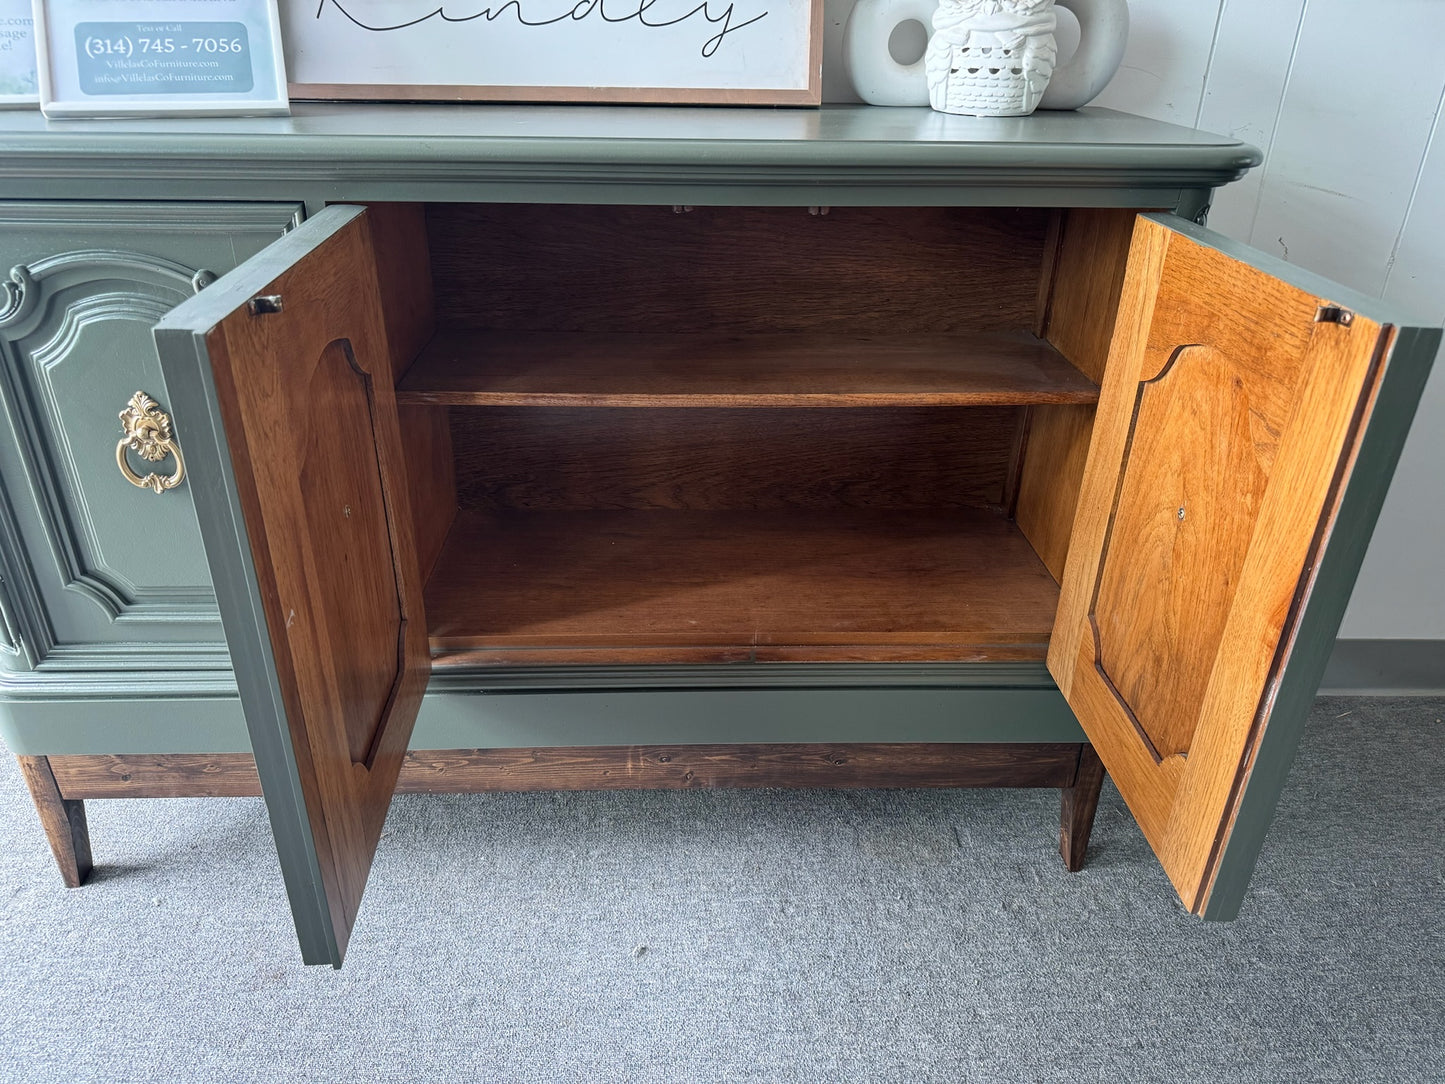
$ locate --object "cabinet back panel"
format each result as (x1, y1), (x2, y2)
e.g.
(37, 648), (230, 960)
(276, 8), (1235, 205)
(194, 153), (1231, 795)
(450, 407), (1017, 511)
(426, 205), (1051, 334)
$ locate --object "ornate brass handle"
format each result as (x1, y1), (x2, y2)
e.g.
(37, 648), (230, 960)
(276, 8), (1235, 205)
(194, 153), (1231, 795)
(116, 391), (185, 494)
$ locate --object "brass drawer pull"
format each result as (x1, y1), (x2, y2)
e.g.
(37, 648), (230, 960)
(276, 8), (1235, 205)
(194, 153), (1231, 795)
(116, 391), (185, 494)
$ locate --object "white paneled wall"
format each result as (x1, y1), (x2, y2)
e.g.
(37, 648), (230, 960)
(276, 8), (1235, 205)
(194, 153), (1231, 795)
(1191, 2), (1305, 240)
(1087, 0), (1221, 127)
(825, 0), (1445, 638)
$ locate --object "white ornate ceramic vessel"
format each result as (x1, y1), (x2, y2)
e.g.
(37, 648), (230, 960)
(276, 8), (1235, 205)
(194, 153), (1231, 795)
(844, 0), (1128, 116)
(927, 0), (1056, 116)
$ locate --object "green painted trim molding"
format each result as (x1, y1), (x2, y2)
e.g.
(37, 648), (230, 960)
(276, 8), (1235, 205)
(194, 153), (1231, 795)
(0, 104), (1260, 206)
(6, 643), (1440, 758)
(0, 684), (1086, 757)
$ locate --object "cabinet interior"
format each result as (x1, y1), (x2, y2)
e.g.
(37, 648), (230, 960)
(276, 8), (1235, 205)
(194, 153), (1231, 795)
(362, 202), (1139, 667)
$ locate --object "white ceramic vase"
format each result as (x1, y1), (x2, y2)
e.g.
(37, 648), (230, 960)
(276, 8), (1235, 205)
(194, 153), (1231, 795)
(844, 0), (1128, 116)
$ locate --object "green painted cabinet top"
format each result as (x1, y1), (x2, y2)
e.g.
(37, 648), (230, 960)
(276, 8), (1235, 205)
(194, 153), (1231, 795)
(0, 104), (1260, 205)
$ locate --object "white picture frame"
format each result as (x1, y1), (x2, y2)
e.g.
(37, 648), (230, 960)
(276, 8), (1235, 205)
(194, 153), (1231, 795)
(34, 0), (288, 117)
(0, 0), (38, 106)
(284, 0), (823, 106)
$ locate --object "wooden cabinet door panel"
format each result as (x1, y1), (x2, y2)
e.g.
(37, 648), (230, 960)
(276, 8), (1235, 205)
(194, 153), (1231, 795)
(1050, 212), (1439, 919)
(154, 206), (430, 966)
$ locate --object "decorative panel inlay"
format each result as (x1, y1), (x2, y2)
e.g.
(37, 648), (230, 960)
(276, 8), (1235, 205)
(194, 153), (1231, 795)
(1089, 342), (1271, 760)
(1077, 228), (1317, 765)
(300, 339), (409, 767)
(0, 265), (38, 328)
(0, 251), (217, 628)
(0, 204), (301, 668)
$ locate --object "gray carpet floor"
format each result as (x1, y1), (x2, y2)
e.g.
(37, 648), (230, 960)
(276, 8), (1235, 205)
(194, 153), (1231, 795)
(2, 696), (1442, 1083)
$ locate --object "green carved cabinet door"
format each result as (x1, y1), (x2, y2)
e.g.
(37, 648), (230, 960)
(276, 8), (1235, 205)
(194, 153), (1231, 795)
(0, 202), (301, 679)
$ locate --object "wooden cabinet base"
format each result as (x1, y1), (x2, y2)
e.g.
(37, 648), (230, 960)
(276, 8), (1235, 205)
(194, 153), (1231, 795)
(21, 743), (1106, 883)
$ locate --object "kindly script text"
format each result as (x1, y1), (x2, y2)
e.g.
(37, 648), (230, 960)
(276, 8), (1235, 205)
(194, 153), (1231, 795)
(316, 0), (768, 58)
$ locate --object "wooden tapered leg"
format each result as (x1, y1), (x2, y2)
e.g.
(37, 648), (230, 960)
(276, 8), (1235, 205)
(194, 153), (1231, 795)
(1059, 744), (1105, 872)
(16, 756), (93, 888)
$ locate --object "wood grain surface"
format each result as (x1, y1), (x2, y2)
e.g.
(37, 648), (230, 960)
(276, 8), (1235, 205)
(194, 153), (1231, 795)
(423, 507), (1058, 664)
(199, 210), (431, 957)
(1047, 214), (1393, 913)
(448, 406), (1020, 512)
(1015, 208), (1140, 581)
(1039, 208), (1140, 383)
(364, 202), (434, 387)
(48, 744), (1085, 797)
(1013, 403), (1097, 583)
(1047, 217), (1169, 706)
(364, 203), (458, 579)
(429, 643), (1058, 667)
(17, 756), (93, 888)
(427, 204), (1051, 335)
(397, 404), (457, 583)
(300, 341), (412, 768)
(395, 330), (1099, 408)
(1059, 744), (1105, 872)
(292, 84), (824, 106)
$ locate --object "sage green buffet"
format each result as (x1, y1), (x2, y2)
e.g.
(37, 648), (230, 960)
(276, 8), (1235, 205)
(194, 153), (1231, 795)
(0, 104), (1436, 967)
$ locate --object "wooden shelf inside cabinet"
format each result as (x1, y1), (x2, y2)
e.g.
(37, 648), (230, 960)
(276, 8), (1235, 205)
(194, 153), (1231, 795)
(423, 507), (1060, 666)
(395, 330), (1100, 408)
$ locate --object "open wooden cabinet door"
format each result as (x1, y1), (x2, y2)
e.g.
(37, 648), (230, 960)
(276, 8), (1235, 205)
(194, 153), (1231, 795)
(1050, 212), (1439, 919)
(155, 206), (430, 966)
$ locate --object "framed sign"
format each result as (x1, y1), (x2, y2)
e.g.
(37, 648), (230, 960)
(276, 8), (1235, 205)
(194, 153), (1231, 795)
(284, 0), (823, 105)
(34, 0), (288, 117)
(0, 0), (38, 105)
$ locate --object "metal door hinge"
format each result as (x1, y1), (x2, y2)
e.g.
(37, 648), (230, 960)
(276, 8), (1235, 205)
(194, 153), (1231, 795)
(1315, 305), (1355, 327)
(248, 295), (284, 315)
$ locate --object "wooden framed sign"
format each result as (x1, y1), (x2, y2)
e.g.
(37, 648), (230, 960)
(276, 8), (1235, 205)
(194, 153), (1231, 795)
(284, 0), (823, 105)
(33, 0), (288, 117)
